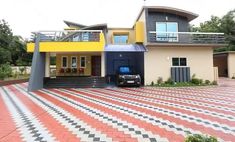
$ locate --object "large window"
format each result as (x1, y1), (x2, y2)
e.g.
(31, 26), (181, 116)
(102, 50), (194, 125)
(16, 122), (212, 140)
(71, 56), (77, 68)
(80, 56), (86, 68)
(62, 56), (68, 68)
(113, 34), (128, 44)
(172, 57), (187, 66)
(156, 22), (178, 42)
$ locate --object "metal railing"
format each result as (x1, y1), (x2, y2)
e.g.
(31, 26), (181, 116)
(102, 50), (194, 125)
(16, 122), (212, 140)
(148, 31), (225, 44)
(30, 30), (103, 42)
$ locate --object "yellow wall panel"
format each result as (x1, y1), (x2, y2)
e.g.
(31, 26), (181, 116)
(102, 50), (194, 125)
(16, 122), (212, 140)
(27, 33), (105, 52)
(135, 21), (144, 43)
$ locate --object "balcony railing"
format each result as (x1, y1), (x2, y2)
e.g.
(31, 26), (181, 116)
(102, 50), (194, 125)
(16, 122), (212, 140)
(148, 31), (225, 44)
(30, 30), (103, 42)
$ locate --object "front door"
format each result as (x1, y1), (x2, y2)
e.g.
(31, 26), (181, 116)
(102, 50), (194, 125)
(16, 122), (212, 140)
(91, 56), (101, 76)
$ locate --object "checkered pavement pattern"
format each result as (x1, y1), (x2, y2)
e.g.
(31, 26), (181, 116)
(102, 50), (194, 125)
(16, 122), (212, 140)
(0, 79), (235, 142)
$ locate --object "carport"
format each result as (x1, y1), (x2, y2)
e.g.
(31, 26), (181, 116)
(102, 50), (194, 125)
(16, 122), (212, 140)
(105, 44), (147, 84)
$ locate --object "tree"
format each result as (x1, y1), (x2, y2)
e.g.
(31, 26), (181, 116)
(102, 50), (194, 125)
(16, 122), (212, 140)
(0, 19), (32, 66)
(191, 10), (235, 52)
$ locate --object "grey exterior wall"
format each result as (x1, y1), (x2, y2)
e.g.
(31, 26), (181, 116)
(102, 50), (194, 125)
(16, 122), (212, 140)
(28, 35), (45, 91)
(146, 11), (190, 42)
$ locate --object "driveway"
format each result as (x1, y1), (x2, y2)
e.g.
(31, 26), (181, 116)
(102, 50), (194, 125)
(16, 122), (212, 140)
(0, 78), (235, 142)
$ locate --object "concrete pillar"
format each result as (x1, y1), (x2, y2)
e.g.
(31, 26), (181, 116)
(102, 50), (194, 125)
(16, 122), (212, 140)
(28, 33), (45, 91)
(101, 52), (105, 77)
(45, 53), (50, 77)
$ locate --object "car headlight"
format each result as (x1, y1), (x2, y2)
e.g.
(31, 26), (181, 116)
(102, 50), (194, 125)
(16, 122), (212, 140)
(119, 75), (125, 79)
(135, 75), (140, 78)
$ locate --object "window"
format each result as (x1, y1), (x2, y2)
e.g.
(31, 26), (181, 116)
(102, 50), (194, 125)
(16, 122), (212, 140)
(156, 22), (178, 42)
(113, 35), (128, 44)
(172, 57), (187, 66)
(80, 56), (86, 68)
(71, 56), (77, 68)
(62, 56), (68, 68)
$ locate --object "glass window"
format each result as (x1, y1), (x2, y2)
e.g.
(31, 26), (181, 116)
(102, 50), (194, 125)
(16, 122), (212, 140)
(156, 22), (178, 42)
(82, 33), (89, 41)
(180, 58), (187, 66)
(172, 57), (187, 66)
(62, 57), (67, 68)
(80, 56), (86, 68)
(113, 35), (128, 44)
(71, 57), (77, 68)
(172, 58), (179, 66)
(119, 67), (131, 74)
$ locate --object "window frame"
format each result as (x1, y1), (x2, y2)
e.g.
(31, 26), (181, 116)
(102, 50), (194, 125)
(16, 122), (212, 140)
(61, 56), (68, 68)
(80, 56), (86, 68)
(113, 33), (129, 44)
(156, 22), (179, 42)
(172, 57), (187, 67)
(71, 56), (77, 68)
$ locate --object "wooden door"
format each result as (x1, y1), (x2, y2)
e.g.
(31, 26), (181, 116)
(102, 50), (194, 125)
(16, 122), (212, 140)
(91, 56), (101, 76)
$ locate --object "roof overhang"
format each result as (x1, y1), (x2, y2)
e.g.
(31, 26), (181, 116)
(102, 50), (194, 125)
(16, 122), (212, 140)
(105, 44), (147, 52)
(136, 6), (198, 22)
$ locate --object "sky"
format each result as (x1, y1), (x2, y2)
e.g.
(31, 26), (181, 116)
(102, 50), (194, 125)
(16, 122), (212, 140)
(0, 0), (234, 39)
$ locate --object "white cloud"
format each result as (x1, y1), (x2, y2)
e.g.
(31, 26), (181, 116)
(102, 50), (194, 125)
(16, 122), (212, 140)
(0, 0), (234, 39)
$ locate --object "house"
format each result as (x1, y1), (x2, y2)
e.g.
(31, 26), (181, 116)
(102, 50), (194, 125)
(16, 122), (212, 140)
(27, 6), (225, 91)
(213, 51), (235, 78)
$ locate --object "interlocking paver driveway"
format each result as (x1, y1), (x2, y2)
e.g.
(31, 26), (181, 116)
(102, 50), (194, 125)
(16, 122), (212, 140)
(0, 78), (235, 142)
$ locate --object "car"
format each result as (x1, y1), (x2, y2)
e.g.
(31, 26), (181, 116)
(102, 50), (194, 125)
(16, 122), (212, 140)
(116, 66), (141, 87)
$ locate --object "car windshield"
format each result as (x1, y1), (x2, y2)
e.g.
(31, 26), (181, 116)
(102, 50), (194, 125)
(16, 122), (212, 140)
(119, 67), (131, 74)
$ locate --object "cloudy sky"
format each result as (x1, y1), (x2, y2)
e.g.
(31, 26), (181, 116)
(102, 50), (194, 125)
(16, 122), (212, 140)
(0, 0), (234, 39)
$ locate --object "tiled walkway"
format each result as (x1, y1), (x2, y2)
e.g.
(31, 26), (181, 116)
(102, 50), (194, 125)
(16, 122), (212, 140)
(0, 79), (235, 142)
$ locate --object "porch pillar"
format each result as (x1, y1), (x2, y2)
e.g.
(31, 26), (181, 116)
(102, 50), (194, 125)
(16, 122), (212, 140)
(45, 53), (50, 77)
(28, 33), (45, 91)
(101, 52), (105, 77)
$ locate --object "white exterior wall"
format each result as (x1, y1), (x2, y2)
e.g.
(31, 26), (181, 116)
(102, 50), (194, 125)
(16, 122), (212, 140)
(144, 46), (215, 85)
(45, 52), (50, 77)
(228, 53), (235, 78)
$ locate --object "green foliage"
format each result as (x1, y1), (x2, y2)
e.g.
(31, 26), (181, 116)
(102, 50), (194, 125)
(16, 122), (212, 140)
(212, 81), (218, 85)
(0, 63), (12, 80)
(191, 74), (203, 85)
(157, 77), (163, 84)
(0, 19), (32, 66)
(191, 9), (235, 52)
(19, 67), (25, 75)
(165, 78), (174, 85)
(185, 134), (217, 142)
(150, 81), (154, 86)
(205, 80), (211, 85)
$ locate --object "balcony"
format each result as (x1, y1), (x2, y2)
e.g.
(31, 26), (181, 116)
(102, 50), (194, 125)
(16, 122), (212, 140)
(27, 30), (105, 52)
(148, 31), (225, 45)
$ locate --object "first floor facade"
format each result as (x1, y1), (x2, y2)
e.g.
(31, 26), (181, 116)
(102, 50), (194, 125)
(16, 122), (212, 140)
(40, 46), (218, 88)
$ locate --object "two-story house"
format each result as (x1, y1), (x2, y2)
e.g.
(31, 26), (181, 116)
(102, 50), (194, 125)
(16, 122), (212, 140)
(27, 6), (225, 91)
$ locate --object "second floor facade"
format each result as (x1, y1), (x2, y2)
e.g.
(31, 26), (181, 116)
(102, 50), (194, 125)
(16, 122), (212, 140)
(27, 6), (225, 53)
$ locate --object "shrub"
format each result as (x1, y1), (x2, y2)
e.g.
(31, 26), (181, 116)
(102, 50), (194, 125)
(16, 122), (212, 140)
(205, 80), (210, 85)
(165, 78), (174, 85)
(232, 76), (235, 79)
(157, 77), (163, 84)
(212, 81), (218, 85)
(0, 63), (12, 80)
(185, 134), (218, 142)
(19, 67), (25, 75)
(191, 78), (200, 85)
(150, 81), (154, 86)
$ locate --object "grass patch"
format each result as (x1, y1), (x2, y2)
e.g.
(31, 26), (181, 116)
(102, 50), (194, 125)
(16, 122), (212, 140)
(152, 82), (209, 87)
